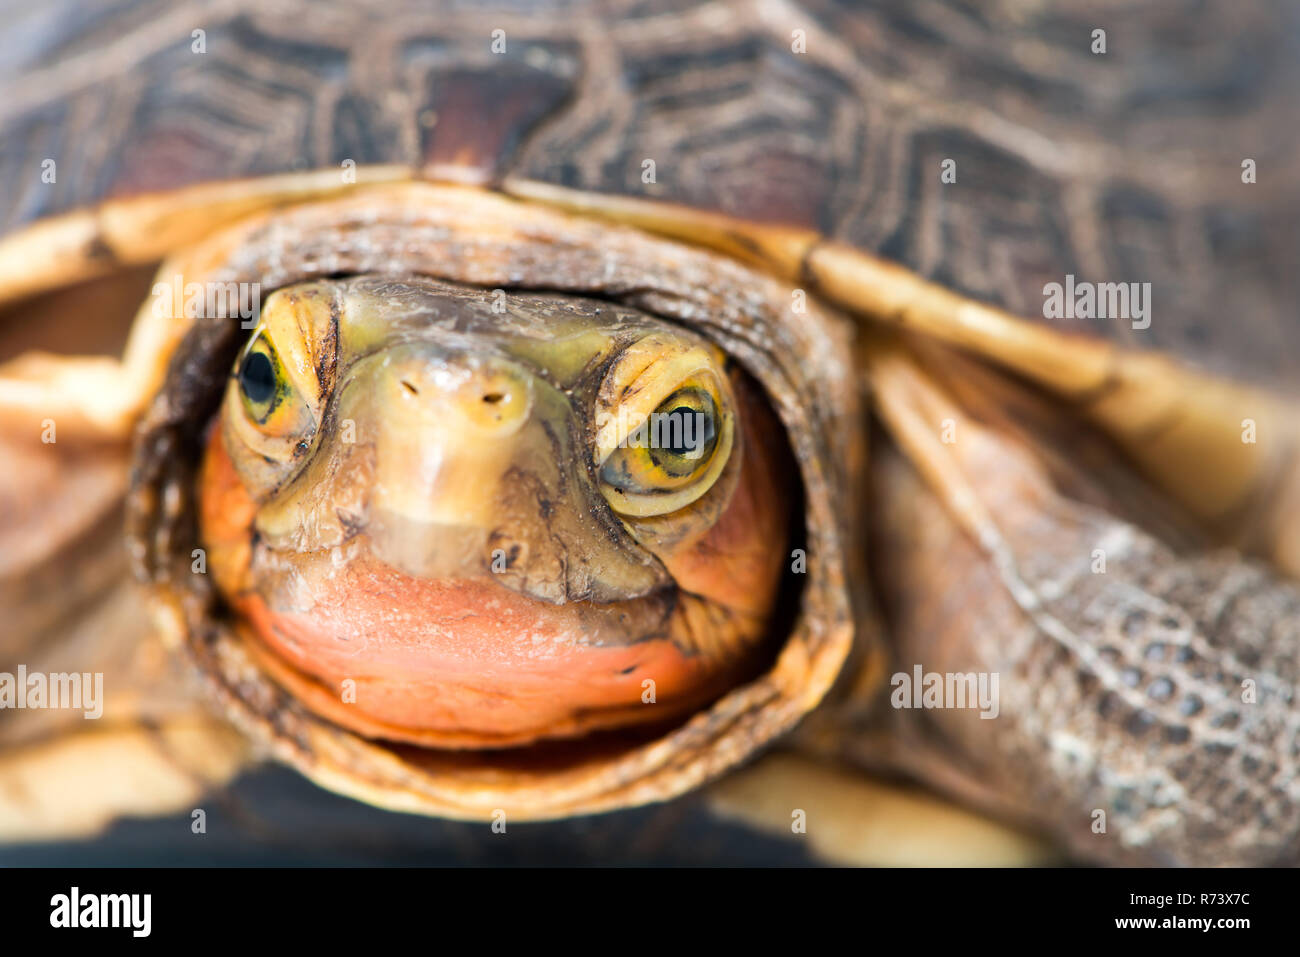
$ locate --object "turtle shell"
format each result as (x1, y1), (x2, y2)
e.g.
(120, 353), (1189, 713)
(1, 0), (1297, 382)
(1, 1), (1298, 858)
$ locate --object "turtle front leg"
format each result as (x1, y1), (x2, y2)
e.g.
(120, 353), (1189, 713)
(0, 393), (254, 842)
(842, 335), (1300, 866)
(0, 405), (254, 842)
(706, 751), (1054, 866)
(0, 519), (254, 844)
(0, 267), (255, 843)
(0, 712), (248, 844)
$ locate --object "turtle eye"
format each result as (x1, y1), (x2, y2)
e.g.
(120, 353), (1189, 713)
(219, 285), (337, 498)
(594, 335), (735, 518)
(649, 390), (720, 468)
(237, 333), (288, 424)
(599, 387), (720, 491)
(226, 322), (320, 448)
(231, 327), (317, 443)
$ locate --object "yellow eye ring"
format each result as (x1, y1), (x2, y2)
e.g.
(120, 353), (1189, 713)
(219, 285), (337, 498)
(237, 332), (289, 424)
(600, 387), (720, 486)
(593, 334), (735, 518)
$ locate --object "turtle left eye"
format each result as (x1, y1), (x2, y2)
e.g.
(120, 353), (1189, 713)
(595, 348), (738, 520)
(600, 388), (721, 496)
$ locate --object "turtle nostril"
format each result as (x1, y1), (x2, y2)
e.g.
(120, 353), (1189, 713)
(482, 392), (505, 404)
(400, 380), (419, 396)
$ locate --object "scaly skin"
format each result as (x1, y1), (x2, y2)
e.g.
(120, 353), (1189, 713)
(798, 352), (1300, 866)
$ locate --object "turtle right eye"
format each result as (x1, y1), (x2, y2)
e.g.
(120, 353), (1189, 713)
(226, 321), (320, 450)
(218, 285), (336, 497)
(237, 333), (288, 424)
(240, 350), (276, 403)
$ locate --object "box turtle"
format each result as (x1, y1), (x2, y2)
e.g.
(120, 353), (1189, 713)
(1, 0), (1297, 867)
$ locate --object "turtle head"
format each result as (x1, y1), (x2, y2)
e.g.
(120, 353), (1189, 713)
(125, 187), (858, 819)
(198, 277), (792, 746)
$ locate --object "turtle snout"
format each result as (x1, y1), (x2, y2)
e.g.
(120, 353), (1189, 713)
(385, 353), (534, 437)
(366, 350), (537, 528)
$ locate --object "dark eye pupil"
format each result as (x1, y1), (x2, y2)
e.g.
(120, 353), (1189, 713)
(239, 351), (276, 404)
(662, 405), (714, 457)
(646, 396), (720, 478)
